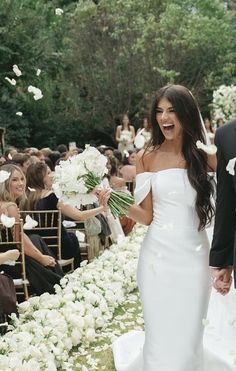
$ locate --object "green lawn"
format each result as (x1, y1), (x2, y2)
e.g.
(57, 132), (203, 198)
(71, 291), (143, 370)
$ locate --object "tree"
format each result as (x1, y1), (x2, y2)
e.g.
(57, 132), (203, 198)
(0, 0), (235, 148)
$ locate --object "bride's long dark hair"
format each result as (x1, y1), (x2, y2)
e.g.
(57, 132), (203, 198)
(146, 84), (215, 230)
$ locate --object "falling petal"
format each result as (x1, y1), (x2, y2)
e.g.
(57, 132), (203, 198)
(16, 111), (23, 116)
(0, 214), (15, 228)
(36, 69), (41, 76)
(196, 140), (217, 155)
(23, 215), (38, 230)
(5, 77), (16, 86)
(226, 157), (236, 176)
(123, 149), (129, 158)
(195, 245), (202, 252)
(13, 64), (22, 77)
(0, 170), (11, 183)
(8, 153), (12, 160)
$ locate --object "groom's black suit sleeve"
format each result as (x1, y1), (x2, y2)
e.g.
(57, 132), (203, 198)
(210, 126), (236, 268)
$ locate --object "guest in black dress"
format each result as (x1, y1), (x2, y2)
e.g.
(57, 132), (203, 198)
(24, 162), (110, 268)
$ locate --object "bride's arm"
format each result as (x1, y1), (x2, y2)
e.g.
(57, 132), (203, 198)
(207, 153), (217, 172)
(126, 150), (153, 225)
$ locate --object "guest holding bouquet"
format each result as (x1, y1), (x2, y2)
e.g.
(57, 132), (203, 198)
(115, 114), (135, 156)
(24, 162), (110, 268)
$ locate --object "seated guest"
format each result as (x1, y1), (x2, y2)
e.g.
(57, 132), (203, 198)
(12, 153), (31, 174)
(0, 164), (64, 295)
(24, 163), (110, 268)
(119, 149), (137, 182)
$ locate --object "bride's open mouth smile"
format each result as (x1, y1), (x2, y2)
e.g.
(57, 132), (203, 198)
(162, 123), (175, 132)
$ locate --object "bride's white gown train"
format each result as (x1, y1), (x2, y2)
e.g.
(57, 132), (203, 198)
(113, 169), (236, 371)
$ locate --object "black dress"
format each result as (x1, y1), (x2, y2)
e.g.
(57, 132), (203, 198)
(35, 193), (81, 268)
(0, 231), (63, 297)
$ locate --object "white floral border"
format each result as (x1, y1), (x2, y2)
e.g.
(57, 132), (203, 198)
(0, 225), (147, 370)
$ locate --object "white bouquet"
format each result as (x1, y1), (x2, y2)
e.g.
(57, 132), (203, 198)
(53, 145), (134, 217)
(120, 132), (130, 142)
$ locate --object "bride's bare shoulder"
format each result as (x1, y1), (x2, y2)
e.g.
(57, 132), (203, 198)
(136, 147), (158, 172)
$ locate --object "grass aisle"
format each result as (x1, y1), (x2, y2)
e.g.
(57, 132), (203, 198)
(72, 291), (143, 370)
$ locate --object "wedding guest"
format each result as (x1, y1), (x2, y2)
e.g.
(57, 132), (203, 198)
(204, 117), (215, 143)
(0, 164), (64, 295)
(136, 117), (152, 146)
(115, 114), (135, 156)
(4, 147), (18, 161)
(12, 153), (31, 174)
(56, 144), (68, 154)
(216, 117), (224, 128)
(210, 118), (236, 293)
(119, 149), (137, 182)
(104, 146), (114, 159)
(24, 163), (110, 268)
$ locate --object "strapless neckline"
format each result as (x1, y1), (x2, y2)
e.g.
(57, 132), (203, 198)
(137, 168), (187, 176)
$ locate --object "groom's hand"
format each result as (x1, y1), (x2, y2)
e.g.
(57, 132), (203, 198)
(210, 267), (233, 295)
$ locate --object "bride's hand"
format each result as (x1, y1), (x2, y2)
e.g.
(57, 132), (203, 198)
(97, 187), (111, 210)
(211, 267), (232, 295)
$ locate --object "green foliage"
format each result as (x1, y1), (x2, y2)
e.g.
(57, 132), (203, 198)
(0, 0), (235, 148)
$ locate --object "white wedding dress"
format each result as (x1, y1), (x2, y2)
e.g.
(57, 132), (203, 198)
(113, 169), (236, 371)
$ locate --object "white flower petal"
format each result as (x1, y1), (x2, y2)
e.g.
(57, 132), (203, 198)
(55, 8), (64, 16)
(16, 111), (23, 116)
(196, 140), (217, 155)
(13, 64), (22, 77)
(23, 215), (38, 230)
(5, 77), (16, 86)
(0, 214), (15, 228)
(36, 69), (41, 76)
(28, 186), (36, 192)
(226, 157), (236, 176)
(0, 170), (11, 183)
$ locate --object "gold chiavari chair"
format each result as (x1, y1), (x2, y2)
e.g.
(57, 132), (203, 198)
(21, 210), (74, 273)
(0, 220), (29, 301)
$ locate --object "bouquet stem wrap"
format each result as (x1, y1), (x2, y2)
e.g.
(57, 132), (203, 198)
(85, 172), (134, 217)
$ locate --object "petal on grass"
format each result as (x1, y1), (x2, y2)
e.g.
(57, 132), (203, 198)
(13, 64), (22, 77)
(5, 77), (16, 86)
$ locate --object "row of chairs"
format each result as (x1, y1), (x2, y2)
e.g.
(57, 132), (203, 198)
(0, 210), (95, 302)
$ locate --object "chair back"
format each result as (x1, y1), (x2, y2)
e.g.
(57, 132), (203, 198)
(0, 220), (29, 300)
(21, 210), (74, 272)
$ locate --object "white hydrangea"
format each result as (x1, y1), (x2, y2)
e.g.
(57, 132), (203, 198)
(212, 85), (236, 122)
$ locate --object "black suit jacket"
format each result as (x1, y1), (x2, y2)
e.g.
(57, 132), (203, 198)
(210, 119), (236, 285)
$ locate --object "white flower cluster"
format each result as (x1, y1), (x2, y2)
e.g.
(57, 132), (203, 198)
(0, 224), (146, 370)
(212, 85), (236, 122)
(53, 145), (108, 207)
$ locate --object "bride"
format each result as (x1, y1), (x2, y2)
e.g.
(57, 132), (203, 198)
(112, 84), (235, 371)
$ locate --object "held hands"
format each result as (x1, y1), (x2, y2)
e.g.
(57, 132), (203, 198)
(210, 266), (233, 295)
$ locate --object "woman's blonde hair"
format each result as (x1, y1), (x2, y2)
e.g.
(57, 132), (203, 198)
(0, 164), (26, 206)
